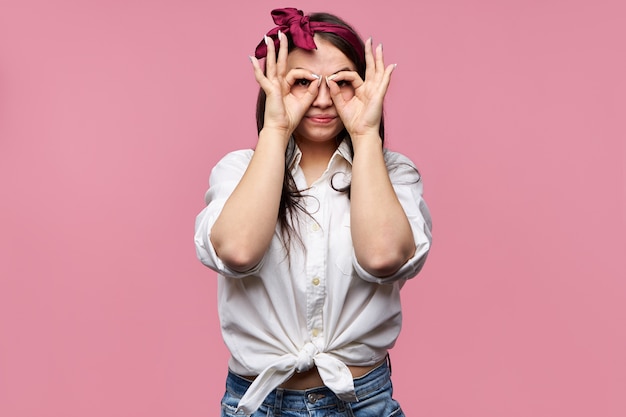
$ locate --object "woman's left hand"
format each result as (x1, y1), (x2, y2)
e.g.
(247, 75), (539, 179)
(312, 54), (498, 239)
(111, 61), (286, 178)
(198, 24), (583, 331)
(326, 38), (396, 140)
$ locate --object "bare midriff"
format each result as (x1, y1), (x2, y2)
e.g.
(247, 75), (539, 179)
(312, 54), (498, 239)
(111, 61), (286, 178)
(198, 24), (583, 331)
(242, 359), (386, 390)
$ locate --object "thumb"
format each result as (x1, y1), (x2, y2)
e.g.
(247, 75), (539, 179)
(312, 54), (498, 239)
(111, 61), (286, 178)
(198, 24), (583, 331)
(325, 75), (347, 109)
(299, 74), (321, 108)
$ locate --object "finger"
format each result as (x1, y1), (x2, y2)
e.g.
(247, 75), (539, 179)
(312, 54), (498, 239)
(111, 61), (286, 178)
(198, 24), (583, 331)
(325, 75), (346, 109)
(375, 43), (385, 78)
(284, 71), (320, 117)
(378, 63), (397, 94)
(303, 75), (322, 105)
(284, 69), (323, 90)
(326, 71), (364, 92)
(249, 55), (267, 86)
(364, 37), (375, 81)
(276, 30), (288, 78)
(325, 71), (362, 108)
(250, 55), (280, 96)
(264, 35), (277, 79)
(284, 69), (321, 106)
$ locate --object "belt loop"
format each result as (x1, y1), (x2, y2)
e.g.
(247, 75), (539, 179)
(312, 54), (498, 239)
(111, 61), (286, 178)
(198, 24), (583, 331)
(273, 388), (284, 417)
(386, 353), (392, 376)
(337, 397), (346, 412)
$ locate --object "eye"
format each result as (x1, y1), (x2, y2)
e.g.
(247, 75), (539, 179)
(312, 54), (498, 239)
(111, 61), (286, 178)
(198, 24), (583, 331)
(295, 79), (312, 87)
(335, 80), (350, 88)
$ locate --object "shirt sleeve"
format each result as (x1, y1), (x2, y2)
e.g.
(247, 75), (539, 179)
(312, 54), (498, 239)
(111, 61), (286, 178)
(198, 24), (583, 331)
(194, 149), (266, 278)
(352, 150), (433, 284)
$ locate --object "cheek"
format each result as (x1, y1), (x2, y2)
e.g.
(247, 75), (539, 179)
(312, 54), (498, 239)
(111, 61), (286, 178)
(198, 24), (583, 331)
(331, 119), (346, 136)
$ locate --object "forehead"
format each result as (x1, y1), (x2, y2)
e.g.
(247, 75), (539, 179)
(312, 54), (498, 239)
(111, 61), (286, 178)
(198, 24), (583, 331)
(286, 36), (356, 72)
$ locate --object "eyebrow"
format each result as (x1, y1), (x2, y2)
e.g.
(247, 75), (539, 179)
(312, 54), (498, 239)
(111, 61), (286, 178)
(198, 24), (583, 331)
(293, 66), (355, 74)
(332, 67), (353, 75)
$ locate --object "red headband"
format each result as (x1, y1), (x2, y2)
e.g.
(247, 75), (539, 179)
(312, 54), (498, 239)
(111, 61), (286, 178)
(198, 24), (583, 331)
(254, 8), (365, 65)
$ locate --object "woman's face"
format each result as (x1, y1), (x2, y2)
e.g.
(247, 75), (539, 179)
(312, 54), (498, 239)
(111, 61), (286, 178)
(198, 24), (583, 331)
(286, 35), (357, 146)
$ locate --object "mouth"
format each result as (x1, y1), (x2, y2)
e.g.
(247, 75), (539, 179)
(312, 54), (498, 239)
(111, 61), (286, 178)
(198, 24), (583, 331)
(306, 115), (337, 124)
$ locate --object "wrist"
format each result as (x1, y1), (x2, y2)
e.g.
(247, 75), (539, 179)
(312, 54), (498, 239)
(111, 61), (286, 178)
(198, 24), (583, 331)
(258, 127), (292, 147)
(350, 132), (383, 149)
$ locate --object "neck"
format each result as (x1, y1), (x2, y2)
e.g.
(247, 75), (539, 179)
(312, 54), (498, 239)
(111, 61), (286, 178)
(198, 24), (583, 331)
(295, 137), (339, 186)
(296, 137), (338, 163)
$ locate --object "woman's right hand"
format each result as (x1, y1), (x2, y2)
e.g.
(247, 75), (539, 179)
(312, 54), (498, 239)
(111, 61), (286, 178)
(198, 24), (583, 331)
(250, 31), (321, 143)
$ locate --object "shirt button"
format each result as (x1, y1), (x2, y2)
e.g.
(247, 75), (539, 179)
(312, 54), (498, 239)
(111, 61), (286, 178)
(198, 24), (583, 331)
(312, 277), (320, 286)
(311, 223), (320, 232)
(312, 328), (320, 337)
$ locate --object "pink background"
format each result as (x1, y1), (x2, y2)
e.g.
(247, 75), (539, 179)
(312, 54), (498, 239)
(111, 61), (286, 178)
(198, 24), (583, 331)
(1, 1), (625, 416)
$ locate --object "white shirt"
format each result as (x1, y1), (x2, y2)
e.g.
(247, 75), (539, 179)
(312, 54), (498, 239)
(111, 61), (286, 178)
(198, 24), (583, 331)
(194, 141), (432, 415)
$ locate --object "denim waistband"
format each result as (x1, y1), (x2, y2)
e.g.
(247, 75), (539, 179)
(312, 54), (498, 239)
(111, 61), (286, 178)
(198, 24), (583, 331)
(226, 357), (391, 411)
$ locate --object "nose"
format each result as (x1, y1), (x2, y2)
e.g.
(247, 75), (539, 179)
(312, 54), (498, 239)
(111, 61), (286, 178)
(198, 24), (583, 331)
(312, 79), (333, 108)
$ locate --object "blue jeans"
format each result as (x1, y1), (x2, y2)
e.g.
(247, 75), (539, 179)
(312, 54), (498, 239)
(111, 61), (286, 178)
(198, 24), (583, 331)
(220, 358), (405, 417)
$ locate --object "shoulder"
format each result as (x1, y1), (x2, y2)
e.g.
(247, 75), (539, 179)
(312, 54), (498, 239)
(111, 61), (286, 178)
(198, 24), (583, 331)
(213, 149), (254, 171)
(214, 149), (255, 168)
(383, 149), (422, 181)
(209, 149), (254, 184)
(383, 149), (416, 167)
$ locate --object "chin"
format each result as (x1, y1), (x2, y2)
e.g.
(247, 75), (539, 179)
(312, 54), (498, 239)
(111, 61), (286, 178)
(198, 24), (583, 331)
(296, 127), (344, 144)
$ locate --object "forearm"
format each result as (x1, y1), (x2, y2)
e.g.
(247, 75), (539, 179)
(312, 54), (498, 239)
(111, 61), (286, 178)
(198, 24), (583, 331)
(350, 135), (416, 277)
(210, 129), (290, 271)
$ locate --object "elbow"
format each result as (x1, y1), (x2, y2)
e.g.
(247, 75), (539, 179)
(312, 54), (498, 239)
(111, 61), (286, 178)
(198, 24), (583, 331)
(357, 246), (415, 278)
(211, 237), (263, 273)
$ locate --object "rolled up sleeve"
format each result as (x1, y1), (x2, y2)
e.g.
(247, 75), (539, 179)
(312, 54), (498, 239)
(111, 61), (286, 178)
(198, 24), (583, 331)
(353, 151), (432, 284)
(194, 149), (265, 278)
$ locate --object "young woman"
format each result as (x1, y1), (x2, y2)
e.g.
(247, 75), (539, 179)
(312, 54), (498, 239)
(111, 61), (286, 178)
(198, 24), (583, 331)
(195, 8), (432, 416)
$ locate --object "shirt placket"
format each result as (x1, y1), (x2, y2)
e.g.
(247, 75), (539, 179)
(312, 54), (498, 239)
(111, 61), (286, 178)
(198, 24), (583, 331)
(305, 184), (326, 342)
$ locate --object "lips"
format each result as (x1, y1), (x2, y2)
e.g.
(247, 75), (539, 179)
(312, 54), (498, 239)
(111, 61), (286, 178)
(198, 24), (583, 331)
(306, 114), (336, 124)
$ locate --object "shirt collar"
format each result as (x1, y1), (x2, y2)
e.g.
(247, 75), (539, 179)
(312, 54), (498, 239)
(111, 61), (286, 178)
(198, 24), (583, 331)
(288, 139), (353, 175)
(335, 139), (353, 165)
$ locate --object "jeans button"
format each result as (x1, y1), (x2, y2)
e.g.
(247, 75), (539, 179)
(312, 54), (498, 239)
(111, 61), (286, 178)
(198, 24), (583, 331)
(307, 393), (317, 404)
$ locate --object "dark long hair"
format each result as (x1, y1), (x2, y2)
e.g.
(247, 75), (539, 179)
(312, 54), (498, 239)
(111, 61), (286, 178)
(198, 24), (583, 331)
(255, 12), (386, 249)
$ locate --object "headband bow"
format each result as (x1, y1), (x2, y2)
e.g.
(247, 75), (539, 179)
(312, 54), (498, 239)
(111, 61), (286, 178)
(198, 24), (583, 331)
(254, 8), (364, 65)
